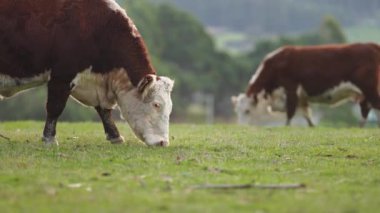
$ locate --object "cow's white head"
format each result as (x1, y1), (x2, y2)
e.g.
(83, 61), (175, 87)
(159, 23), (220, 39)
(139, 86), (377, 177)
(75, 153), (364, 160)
(231, 92), (275, 125)
(117, 75), (174, 147)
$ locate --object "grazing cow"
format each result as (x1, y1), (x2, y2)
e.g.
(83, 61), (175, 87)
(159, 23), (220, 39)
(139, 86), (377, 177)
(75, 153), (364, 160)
(232, 43), (380, 127)
(0, 0), (174, 146)
(231, 93), (321, 126)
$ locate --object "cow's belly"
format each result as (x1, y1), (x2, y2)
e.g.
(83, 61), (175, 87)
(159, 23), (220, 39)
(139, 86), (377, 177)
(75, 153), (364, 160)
(269, 82), (363, 111)
(0, 71), (51, 99)
(70, 69), (117, 109)
(302, 82), (363, 107)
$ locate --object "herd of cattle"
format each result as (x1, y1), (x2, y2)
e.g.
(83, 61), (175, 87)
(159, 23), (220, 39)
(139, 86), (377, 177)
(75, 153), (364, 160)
(0, 0), (379, 147)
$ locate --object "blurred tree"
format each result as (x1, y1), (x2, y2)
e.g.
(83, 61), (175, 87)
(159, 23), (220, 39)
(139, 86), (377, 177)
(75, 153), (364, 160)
(319, 16), (347, 43)
(159, 0), (380, 36)
(247, 16), (347, 68)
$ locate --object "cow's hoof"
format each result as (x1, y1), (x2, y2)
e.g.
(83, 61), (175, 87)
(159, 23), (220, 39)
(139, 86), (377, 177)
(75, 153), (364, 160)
(108, 136), (125, 144)
(42, 136), (59, 146)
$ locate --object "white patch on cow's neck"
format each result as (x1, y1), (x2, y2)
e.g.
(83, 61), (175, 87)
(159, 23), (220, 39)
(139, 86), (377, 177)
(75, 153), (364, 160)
(128, 20), (140, 38)
(70, 67), (132, 109)
(269, 87), (287, 111)
(249, 47), (284, 85)
(264, 47), (285, 60)
(300, 82), (363, 107)
(249, 63), (264, 85)
(0, 71), (51, 99)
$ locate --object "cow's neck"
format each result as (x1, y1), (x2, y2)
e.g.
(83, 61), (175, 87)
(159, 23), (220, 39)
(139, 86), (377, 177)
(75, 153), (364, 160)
(107, 69), (135, 98)
(118, 28), (156, 86)
(246, 63), (272, 98)
(246, 81), (269, 101)
(107, 7), (156, 87)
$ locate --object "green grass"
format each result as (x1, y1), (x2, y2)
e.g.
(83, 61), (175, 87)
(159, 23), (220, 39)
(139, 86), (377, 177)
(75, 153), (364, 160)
(1, 122), (380, 212)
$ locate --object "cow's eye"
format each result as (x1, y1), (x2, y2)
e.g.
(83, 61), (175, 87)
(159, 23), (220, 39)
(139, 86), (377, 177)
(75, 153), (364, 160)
(153, 103), (161, 109)
(244, 109), (250, 114)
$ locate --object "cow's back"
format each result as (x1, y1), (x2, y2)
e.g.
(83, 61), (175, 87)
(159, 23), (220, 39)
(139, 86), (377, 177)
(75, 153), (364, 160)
(0, 0), (61, 77)
(0, 0), (114, 78)
(269, 43), (380, 96)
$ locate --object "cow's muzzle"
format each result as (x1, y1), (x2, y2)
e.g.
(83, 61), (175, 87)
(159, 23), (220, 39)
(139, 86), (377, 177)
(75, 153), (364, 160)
(154, 140), (169, 147)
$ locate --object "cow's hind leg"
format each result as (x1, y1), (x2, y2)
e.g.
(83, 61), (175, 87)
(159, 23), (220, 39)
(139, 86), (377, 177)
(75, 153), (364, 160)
(42, 79), (72, 146)
(375, 110), (380, 127)
(95, 106), (124, 144)
(369, 102), (380, 128)
(356, 68), (380, 127)
(363, 90), (380, 127)
(298, 98), (314, 127)
(359, 100), (371, 127)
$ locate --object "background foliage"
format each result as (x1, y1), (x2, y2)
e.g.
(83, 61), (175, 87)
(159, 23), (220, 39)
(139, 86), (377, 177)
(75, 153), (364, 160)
(159, 0), (380, 36)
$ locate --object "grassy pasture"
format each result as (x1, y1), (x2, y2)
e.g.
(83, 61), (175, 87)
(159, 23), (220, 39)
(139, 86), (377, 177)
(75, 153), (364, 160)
(0, 122), (380, 212)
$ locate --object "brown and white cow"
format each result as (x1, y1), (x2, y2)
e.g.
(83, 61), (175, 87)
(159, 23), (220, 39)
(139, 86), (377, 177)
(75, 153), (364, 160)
(232, 43), (380, 126)
(231, 92), (322, 126)
(0, 0), (174, 146)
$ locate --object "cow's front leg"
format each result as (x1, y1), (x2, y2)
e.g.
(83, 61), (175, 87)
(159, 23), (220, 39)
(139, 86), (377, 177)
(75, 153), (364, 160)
(42, 79), (71, 146)
(285, 89), (298, 126)
(302, 106), (314, 127)
(299, 99), (314, 127)
(95, 106), (124, 144)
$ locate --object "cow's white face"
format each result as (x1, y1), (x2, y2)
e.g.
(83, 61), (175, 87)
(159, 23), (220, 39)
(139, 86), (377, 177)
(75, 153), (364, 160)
(231, 92), (272, 125)
(117, 75), (174, 147)
(231, 93), (254, 124)
(231, 92), (277, 125)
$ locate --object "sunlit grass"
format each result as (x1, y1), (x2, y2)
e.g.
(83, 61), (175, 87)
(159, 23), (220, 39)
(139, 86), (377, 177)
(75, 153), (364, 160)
(0, 122), (380, 212)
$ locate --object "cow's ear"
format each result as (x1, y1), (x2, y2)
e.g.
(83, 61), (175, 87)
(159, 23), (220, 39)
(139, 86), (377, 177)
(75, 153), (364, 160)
(231, 96), (238, 106)
(137, 74), (156, 98)
(157, 76), (174, 93)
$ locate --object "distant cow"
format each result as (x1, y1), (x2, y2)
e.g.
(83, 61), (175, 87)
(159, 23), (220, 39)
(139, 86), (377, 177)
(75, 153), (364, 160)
(232, 43), (380, 126)
(231, 93), (322, 126)
(0, 0), (174, 146)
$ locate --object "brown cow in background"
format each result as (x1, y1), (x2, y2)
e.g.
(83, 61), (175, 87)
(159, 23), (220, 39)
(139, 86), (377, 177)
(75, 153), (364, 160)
(232, 43), (380, 126)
